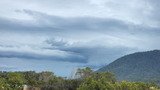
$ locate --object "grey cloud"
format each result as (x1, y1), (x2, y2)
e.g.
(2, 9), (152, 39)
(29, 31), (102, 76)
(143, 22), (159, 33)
(22, 9), (129, 31)
(147, 0), (160, 21)
(0, 9), (160, 50)
(64, 46), (136, 64)
(1, 9), (159, 37)
(45, 38), (68, 47)
(0, 49), (88, 63)
(45, 38), (138, 64)
(20, 9), (160, 36)
(0, 9), (160, 66)
(0, 17), (61, 33)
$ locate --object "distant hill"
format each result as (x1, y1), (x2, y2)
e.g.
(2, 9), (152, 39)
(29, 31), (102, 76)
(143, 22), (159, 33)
(97, 50), (160, 84)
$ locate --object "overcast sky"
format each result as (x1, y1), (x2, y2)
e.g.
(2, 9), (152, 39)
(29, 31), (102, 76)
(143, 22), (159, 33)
(0, 0), (160, 76)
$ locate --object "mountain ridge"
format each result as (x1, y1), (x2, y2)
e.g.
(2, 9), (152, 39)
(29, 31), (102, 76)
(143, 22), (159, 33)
(97, 50), (160, 83)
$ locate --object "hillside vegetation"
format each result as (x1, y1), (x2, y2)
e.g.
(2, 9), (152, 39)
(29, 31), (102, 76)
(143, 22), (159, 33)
(0, 67), (159, 90)
(98, 50), (160, 84)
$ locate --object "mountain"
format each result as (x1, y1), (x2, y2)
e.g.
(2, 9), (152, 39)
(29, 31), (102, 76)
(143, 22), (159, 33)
(97, 50), (160, 83)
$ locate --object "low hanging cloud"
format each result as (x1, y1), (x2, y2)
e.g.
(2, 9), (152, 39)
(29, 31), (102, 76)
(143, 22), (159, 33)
(0, 44), (88, 63)
(44, 38), (138, 65)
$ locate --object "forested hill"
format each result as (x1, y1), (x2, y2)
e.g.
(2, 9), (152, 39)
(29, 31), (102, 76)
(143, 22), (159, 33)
(97, 50), (160, 83)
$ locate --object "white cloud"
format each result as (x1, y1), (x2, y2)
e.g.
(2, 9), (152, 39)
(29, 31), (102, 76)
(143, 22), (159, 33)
(0, 0), (159, 27)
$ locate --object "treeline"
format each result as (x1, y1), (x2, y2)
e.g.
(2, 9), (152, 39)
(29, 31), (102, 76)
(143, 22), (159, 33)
(0, 67), (159, 90)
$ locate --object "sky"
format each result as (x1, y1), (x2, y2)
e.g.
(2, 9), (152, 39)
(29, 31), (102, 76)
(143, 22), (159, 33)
(0, 0), (160, 77)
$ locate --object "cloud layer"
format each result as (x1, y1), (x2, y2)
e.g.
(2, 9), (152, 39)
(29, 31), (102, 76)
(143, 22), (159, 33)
(0, 0), (160, 76)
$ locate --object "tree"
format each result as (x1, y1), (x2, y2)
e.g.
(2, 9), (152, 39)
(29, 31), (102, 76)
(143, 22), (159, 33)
(6, 72), (26, 89)
(75, 67), (93, 79)
(0, 77), (9, 90)
(77, 72), (116, 90)
(23, 71), (39, 86)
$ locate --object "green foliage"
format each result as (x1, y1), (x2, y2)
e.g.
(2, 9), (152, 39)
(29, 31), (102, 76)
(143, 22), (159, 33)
(75, 67), (93, 79)
(23, 71), (39, 86)
(91, 72), (116, 83)
(0, 77), (9, 90)
(77, 72), (116, 90)
(6, 72), (26, 89)
(0, 67), (159, 90)
(78, 79), (160, 90)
